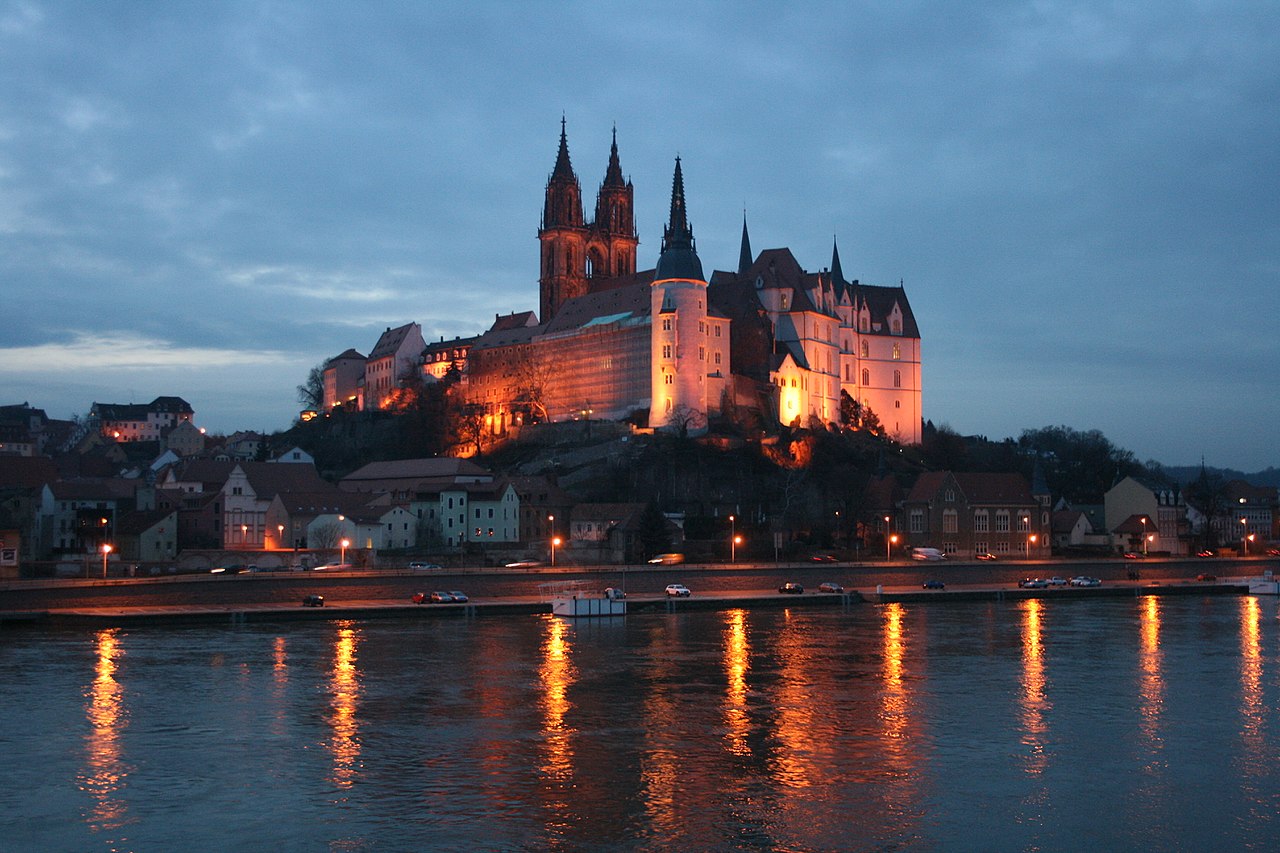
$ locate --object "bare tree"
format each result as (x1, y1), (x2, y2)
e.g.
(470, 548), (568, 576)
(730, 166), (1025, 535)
(297, 362), (326, 409)
(512, 346), (555, 423)
(310, 520), (343, 550)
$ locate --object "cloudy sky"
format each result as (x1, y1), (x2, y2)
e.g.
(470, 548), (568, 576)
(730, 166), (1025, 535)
(2, 1), (1276, 471)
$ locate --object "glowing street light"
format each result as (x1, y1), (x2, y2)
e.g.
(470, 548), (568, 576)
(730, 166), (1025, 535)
(340, 538), (350, 564)
(551, 536), (561, 566)
(1241, 517), (1249, 555)
(884, 515), (892, 561)
(733, 535), (742, 563)
(101, 543), (112, 578)
(729, 515), (736, 563)
(1140, 516), (1148, 556)
(1028, 533), (1038, 559)
(241, 523), (248, 548)
(277, 524), (285, 549)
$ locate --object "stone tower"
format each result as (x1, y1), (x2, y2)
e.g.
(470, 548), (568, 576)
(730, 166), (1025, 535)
(649, 157), (709, 435)
(538, 121), (638, 323)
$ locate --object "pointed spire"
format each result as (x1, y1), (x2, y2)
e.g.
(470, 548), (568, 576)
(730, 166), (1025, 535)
(551, 114), (574, 181)
(654, 157), (704, 282)
(830, 237), (845, 286)
(602, 124), (624, 188)
(738, 212), (753, 276)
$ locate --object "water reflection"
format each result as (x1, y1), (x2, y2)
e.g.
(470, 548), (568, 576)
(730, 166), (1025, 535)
(771, 610), (817, 791)
(79, 628), (131, 832)
(877, 600), (921, 822)
(1138, 595), (1164, 754)
(723, 609), (751, 757)
(270, 636), (288, 738)
(1238, 597), (1264, 778)
(327, 621), (362, 789)
(1019, 599), (1049, 776)
(538, 615), (577, 834)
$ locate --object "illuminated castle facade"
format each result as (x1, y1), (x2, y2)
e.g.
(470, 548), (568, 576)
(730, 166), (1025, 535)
(340, 122), (924, 443)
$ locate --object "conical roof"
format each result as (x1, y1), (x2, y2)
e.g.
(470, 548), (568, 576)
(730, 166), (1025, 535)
(654, 157), (704, 282)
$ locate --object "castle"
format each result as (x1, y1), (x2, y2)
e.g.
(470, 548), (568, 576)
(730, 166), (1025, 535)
(326, 122), (923, 444)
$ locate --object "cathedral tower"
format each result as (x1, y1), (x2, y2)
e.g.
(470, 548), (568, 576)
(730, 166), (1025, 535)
(538, 121), (639, 323)
(650, 157), (709, 435)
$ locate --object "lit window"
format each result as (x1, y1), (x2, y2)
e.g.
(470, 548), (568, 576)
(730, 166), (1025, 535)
(662, 344), (672, 359)
(893, 343), (901, 360)
(664, 374), (673, 385)
(860, 340), (869, 358)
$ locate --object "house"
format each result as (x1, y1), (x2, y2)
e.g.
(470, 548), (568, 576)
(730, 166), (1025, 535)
(1222, 479), (1278, 551)
(1051, 509), (1094, 550)
(364, 323), (426, 411)
(221, 461), (329, 549)
(164, 420), (206, 457)
(90, 396), (194, 442)
(900, 471), (1046, 558)
(270, 446), (315, 465)
(322, 348), (366, 410)
(1104, 476), (1188, 555)
(114, 509), (179, 563)
(38, 479), (137, 557)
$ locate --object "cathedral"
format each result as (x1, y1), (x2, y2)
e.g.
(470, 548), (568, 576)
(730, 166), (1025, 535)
(384, 122), (922, 443)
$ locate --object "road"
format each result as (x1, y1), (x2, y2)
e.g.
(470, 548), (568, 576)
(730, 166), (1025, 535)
(2, 556), (1274, 613)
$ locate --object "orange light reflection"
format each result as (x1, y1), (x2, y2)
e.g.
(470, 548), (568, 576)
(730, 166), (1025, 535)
(1239, 596), (1264, 778)
(1019, 599), (1049, 775)
(722, 609), (751, 757)
(1137, 596), (1164, 757)
(770, 609), (816, 790)
(879, 603), (909, 754)
(327, 622), (362, 789)
(79, 628), (131, 831)
(538, 616), (578, 834)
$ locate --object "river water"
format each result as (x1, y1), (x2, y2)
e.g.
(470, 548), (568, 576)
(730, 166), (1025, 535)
(2, 595), (1277, 852)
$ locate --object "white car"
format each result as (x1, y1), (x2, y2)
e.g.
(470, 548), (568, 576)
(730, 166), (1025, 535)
(665, 583), (691, 597)
(1070, 576), (1101, 587)
(1047, 577), (1068, 586)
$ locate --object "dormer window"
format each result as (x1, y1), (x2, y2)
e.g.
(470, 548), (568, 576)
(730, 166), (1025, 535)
(781, 293), (789, 310)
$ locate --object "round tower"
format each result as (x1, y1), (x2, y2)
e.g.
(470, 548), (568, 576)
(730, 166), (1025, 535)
(650, 157), (709, 435)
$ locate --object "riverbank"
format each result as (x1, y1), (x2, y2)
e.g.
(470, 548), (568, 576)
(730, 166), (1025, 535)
(0, 578), (1252, 628)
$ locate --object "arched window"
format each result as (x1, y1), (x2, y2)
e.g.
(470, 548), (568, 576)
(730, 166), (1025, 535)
(894, 370), (901, 388)
(861, 368), (869, 385)
(860, 340), (869, 358)
(893, 342), (901, 360)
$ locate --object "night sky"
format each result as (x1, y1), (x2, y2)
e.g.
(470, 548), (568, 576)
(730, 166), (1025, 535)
(2, 2), (1276, 470)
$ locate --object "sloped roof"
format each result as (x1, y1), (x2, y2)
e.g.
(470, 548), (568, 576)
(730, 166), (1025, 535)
(368, 323), (420, 360)
(1052, 510), (1090, 534)
(490, 311), (539, 332)
(343, 458), (490, 484)
(47, 479), (137, 501)
(328, 348), (366, 363)
(542, 278), (652, 336)
(1113, 513), (1155, 535)
(906, 471), (1033, 505)
(0, 456), (59, 490)
(234, 461), (328, 500)
(116, 509), (176, 536)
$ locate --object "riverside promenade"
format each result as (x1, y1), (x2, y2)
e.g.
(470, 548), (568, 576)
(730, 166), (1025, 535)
(0, 571), (1257, 628)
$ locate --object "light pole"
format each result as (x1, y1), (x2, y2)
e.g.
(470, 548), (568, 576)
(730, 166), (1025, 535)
(1028, 533), (1038, 559)
(551, 536), (561, 567)
(101, 543), (112, 578)
(1242, 517), (1249, 556)
(277, 524), (285, 549)
(340, 538), (350, 564)
(241, 524), (248, 548)
(1140, 516), (1148, 556)
(884, 515), (892, 561)
(733, 535), (742, 563)
(729, 515), (736, 563)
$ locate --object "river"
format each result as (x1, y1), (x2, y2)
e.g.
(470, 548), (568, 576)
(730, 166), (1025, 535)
(2, 594), (1276, 851)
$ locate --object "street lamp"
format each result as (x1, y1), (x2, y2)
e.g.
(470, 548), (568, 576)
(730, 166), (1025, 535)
(277, 524), (285, 549)
(340, 538), (350, 564)
(101, 543), (112, 578)
(551, 536), (561, 567)
(241, 524), (248, 548)
(733, 535), (742, 563)
(1028, 533), (1038, 559)
(1241, 517), (1249, 555)
(1140, 516), (1148, 556)
(884, 515), (892, 561)
(889, 534), (898, 561)
(729, 515), (736, 563)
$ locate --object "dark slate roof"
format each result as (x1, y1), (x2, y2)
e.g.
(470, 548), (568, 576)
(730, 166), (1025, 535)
(489, 311), (539, 332)
(328, 348), (366, 362)
(906, 472), (1033, 505)
(234, 461), (328, 500)
(653, 158), (704, 282)
(542, 279), (652, 336)
(0, 456), (60, 490)
(368, 323), (418, 360)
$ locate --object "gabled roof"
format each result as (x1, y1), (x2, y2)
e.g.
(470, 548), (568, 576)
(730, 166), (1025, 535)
(343, 458), (490, 484)
(1052, 510), (1090, 534)
(489, 311), (539, 332)
(1113, 513), (1155, 535)
(328, 348), (366, 363)
(164, 459), (237, 489)
(0, 456), (59, 490)
(906, 471), (1033, 505)
(232, 461), (328, 500)
(115, 509), (176, 536)
(368, 323), (420, 361)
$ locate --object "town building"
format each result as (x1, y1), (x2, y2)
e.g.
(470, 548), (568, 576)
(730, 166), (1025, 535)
(364, 324), (425, 411)
(900, 471), (1048, 558)
(89, 396), (195, 442)
(322, 348), (366, 411)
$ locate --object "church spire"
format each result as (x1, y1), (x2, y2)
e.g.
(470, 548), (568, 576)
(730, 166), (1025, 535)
(738, 212), (753, 276)
(830, 237), (845, 286)
(655, 157), (703, 282)
(551, 115), (574, 182)
(601, 124), (624, 188)
(542, 116), (583, 229)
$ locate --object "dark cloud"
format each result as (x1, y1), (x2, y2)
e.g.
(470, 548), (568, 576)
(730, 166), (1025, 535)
(1, 1), (1276, 468)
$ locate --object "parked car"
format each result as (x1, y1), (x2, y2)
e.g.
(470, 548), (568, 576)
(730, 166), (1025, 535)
(505, 559), (542, 569)
(429, 591), (455, 603)
(412, 592), (429, 604)
(313, 563), (352, 571)
(921, 580), (946, 590)
(779, 582), (804, 594)
(301, 594), (324, 607)
(1197, 549), (1215, 558)
(810, 554), (837, 562)
(210, 564), (245, 575)
(1047, 577), (1068, 587)
(648, 553), (685, 565)
(665, 583), (691, 597)
(1267, 548), (1280, 557)
(817, 582), (845, 594)
(975, 552), (998, 561)
(1070, 576), (1101, 587)
(1018, 578), (1048, 589)
(409, 561), (441, 570)
(1122, 552), (1142, 560)
(1196, 573), (1217, 582)
(604, 587), (626, 600)
(447, 590), (469, 603)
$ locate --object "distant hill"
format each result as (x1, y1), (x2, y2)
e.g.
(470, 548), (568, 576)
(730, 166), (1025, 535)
(1160, 466), (1280, 488)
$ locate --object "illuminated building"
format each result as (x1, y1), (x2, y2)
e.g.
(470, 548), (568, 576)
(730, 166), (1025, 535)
(89, 396), (194, 442)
